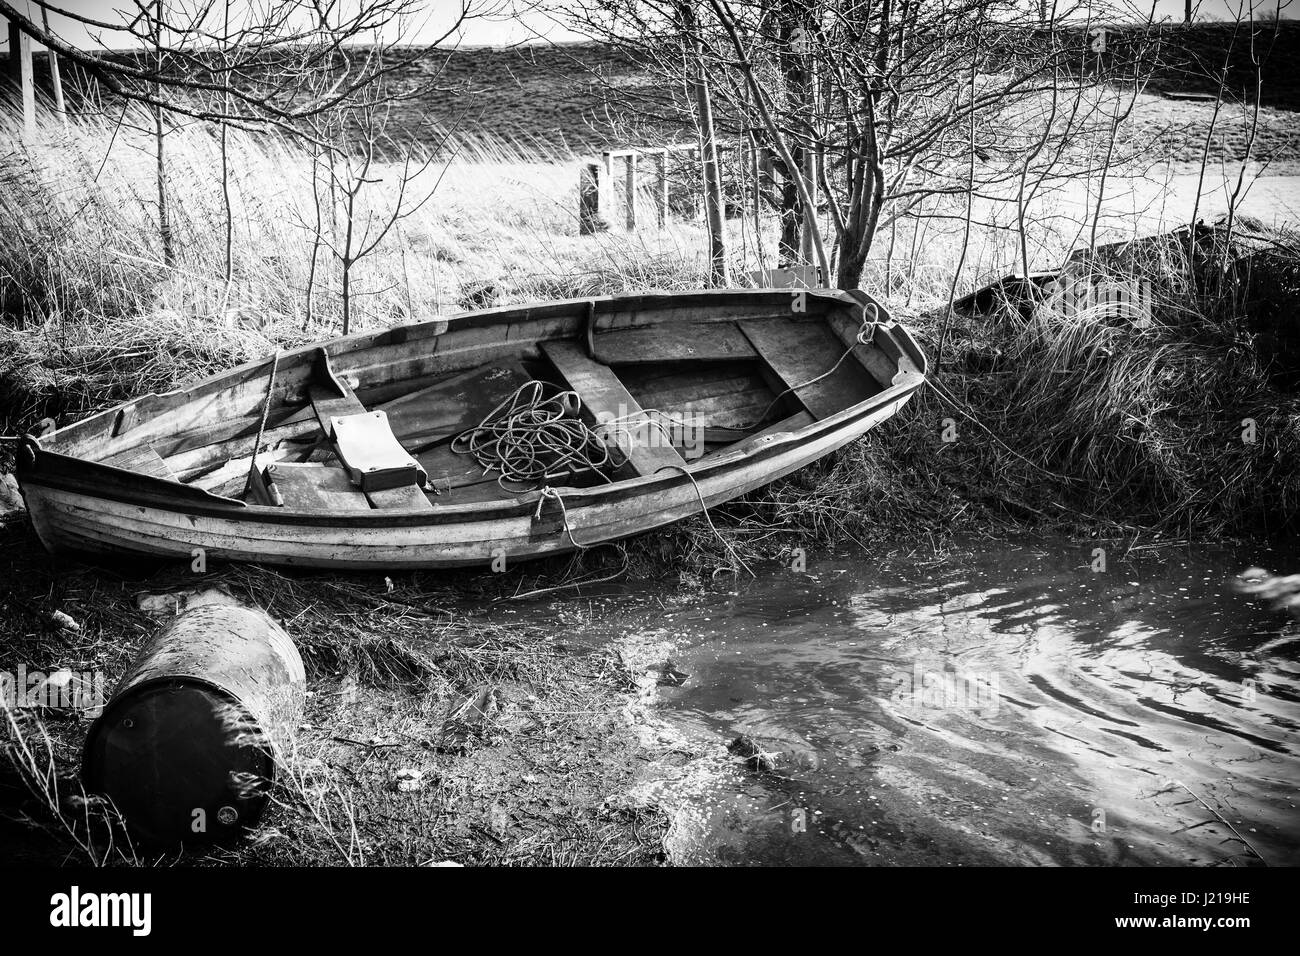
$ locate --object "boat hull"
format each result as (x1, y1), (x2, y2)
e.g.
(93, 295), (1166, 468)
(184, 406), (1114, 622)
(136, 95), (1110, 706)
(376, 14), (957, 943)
(21, 391), (916, 570)
(17, 289), (927, 570)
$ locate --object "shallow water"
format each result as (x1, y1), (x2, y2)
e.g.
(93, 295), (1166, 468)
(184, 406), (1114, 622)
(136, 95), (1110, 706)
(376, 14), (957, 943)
(521, 537), (1300, 866)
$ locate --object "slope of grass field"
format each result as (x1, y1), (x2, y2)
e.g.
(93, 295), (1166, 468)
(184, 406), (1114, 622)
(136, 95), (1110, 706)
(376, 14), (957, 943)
(6, 22), (1300, 160)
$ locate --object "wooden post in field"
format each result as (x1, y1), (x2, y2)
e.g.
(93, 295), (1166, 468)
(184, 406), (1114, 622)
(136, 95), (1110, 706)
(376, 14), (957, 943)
(601, 149), (618, 230)
(654, 150), (668, 227)
(5, 18), (17, 83)
(601, 149), (614, 201)
(40, 5), (66, 119)
(6, 18), (17, 82)
(579, 160), (603, 235)
(624, 152), (637, 231)
(7, 18), (35, 137)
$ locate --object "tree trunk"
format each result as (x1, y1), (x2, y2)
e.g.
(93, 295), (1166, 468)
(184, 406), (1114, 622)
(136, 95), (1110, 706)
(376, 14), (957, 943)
(777, 5), (809, 267)
(220, 2), (233, 282)
(153, 16), (173, 267)
(836, 95), (884, 290)
(341, 263), (352, 336)
(680, 3), (728, 285)
(694, 73), (728, 285)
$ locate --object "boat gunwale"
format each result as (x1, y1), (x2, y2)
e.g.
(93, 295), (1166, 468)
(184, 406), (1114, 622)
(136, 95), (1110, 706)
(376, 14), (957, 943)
(39, 288), (872, 449)
(18, 289), (927, 528)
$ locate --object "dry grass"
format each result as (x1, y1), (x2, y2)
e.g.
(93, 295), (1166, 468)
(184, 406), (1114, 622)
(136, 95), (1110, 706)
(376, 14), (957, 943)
(678, 218), (1300, 568)
(0, 105), (768, 439)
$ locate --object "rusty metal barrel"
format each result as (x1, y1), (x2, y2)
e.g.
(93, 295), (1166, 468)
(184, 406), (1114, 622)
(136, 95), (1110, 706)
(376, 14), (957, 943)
(82, 602), (306, 847)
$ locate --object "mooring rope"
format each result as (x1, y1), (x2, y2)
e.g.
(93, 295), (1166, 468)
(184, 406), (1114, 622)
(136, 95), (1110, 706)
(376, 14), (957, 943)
(452, 380), (616, 490)
(448, 378), (756, 580)
(653, 462), (754, 578)
(533, 485), (588, 550)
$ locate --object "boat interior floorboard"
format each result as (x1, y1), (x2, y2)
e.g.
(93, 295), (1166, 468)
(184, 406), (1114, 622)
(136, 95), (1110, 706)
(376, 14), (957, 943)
(105, 443), (176, 481)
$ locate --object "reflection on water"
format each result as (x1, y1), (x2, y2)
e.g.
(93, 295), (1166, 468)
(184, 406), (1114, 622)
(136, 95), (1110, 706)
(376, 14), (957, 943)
(536, 539), (1300, 866)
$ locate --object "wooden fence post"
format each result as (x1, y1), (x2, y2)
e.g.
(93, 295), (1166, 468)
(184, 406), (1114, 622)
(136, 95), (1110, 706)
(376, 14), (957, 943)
(39, 6), (65, 119)
(579, 160), (603, 235)
(654, 150), (668, 227)
(624, 152), (637, 231)
(17, 27), (34, 138)
(7, 19), (35, 137)
(5, 18), (18, 83)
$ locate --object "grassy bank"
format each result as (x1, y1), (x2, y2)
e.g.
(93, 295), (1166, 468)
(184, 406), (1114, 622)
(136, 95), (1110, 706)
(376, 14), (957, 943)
(615, 217), (1300, 580)
(3, 100), (1300, 865)
(0, 522), (672, 866)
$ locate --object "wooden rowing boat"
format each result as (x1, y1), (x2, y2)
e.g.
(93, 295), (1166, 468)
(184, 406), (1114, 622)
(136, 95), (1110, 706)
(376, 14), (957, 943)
(16, 289), (926, 570)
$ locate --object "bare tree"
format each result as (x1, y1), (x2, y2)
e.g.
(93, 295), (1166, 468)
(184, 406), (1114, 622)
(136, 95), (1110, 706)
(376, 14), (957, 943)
(307, 76), (452, 335)
(678, 1), (730, 284)
(565, 1), (1159, 289)
(148, 2), (174, 267)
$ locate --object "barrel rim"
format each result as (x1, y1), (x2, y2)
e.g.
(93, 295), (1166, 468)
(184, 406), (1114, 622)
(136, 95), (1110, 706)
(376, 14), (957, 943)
(82, 676), (277, 796)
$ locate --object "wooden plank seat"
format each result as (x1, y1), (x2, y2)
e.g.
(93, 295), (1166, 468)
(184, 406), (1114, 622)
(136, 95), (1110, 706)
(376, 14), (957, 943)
(540, 340), (687, 478)
(289, 350), (432, 511)
(590, 321), (756, 365)
(738, 318), (880, 421)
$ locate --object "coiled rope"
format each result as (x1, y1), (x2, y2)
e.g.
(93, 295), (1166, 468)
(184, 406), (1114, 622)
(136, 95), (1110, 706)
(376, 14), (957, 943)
(451, 380), (616, 490)
(453, 382), (749, 574)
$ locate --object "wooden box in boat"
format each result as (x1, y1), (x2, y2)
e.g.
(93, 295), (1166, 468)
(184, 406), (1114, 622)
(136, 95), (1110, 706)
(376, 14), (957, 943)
(16, 289), (926, 570)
